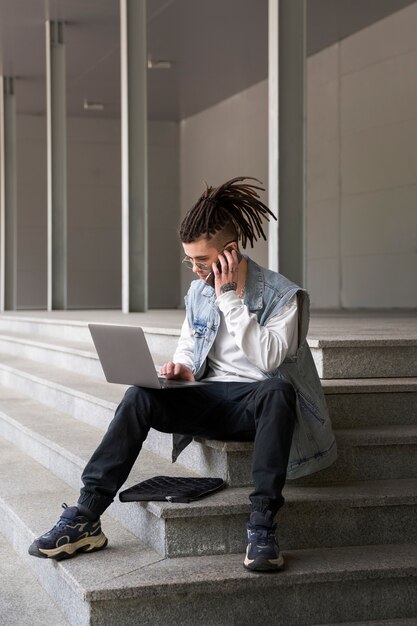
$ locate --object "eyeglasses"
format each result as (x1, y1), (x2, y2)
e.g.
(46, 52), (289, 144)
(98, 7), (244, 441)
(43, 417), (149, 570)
(182, 241), (237, 272)
(181, 257), (209, 271)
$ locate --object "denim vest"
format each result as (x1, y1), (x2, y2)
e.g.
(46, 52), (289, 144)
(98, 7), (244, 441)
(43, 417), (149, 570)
(173, 256), (337, 480)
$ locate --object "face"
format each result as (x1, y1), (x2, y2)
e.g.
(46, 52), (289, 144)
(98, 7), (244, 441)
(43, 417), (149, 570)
(182, 237), (237, 280)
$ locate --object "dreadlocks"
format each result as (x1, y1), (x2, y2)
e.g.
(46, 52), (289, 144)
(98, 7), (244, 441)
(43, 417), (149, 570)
(179, 177), (277, 249)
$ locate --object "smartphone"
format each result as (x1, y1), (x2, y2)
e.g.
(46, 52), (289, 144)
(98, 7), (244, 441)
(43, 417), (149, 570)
(204, 246), (243, 288)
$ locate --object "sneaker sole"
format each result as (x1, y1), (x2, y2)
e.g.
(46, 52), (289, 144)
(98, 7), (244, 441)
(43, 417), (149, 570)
(28, 532), (108, 560)
(243, 553), (285, 573)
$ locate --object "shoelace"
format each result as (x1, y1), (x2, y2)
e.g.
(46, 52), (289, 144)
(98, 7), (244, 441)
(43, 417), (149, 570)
(46, 503), (79, 537)
(249, 524), (277, 545)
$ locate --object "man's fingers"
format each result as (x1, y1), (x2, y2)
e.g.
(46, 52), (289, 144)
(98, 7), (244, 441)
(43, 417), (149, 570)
(217, 253), (228, 273)
(162, 361), (174, 376)
(162, 363), (195, 381)
(225, 251), (236, 273)
(223, 249), (238, 275)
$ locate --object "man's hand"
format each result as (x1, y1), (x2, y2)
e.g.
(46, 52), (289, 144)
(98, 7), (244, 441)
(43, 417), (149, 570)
(159, 362), (195, 381)
(212, 248), (239, 298)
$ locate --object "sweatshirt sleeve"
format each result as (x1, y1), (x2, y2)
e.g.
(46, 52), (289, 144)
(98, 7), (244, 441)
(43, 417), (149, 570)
(172, 316), (195, 371)
(215, 291), (298, 372)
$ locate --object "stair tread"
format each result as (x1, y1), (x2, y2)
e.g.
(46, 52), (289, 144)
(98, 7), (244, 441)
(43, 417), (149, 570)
(1, 436), (417, 602)
(315, 617), (417, 626)
(308, 338), (417, 347)
(0, 326), (178, 364)
(0, 370), (417, 452)
(0, 328), (96, 355)
(1, 342), (416, 399)
(3, 309), (417, 344)
(0, 351), (127, 405)
(1, 385), (417, 519)
(0, 531), (70, 626)
(0, 353), (417, 422)
(336, 424), (417, 444)
(0, 383), (201, 489)
(0, 312), (182, 335)
(322, 378), (417, 393)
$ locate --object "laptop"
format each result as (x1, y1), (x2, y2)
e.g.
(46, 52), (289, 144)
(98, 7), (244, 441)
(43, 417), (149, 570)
(88, 323), (205, 389)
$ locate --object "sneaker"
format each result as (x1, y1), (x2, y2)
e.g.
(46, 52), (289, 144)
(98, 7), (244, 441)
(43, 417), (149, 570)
(243, 510), (284, 572)
(28, 503), (108, 560)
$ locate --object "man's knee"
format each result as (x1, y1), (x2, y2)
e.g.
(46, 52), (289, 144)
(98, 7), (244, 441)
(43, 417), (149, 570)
(123, 385), (151, 404)
(259, 377), (296, 398)
(119, 386), (155, 422)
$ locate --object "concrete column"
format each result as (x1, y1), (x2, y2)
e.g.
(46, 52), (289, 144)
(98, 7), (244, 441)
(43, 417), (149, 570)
(120, 0), (148, 312)
(46, 20), (67, 310)
(268, 0), (306, 286)
(268, 0), (279, 273)
(0, 77), (17, 311)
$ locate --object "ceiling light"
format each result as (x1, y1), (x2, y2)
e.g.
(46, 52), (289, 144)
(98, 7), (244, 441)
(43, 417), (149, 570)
(83, 99), (105, 111)
(147, 58), (172, 70)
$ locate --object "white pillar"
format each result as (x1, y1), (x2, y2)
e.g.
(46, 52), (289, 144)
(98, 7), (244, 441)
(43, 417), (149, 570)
(268, 0), (279, 273)
(268, 0), (306, 286)
(46, 20), (67, 310)
(0, 77), (17, 311)
(120, 0), (148, 312)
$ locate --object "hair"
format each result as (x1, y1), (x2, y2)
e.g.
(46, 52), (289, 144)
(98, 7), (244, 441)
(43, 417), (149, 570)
(179, 176), (277, 249)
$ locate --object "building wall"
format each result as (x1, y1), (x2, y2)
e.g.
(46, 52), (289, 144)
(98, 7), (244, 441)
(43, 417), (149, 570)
(148, 121), (181, 308)
(180, 2), (417, 308)
(14, 2), (417, 310)
(67, 117), (121, 308)
(307, 1), (417, 308)
(180, 80), (269, 298)
(16, 115), (47, 309)
(16, 115), (180, 309)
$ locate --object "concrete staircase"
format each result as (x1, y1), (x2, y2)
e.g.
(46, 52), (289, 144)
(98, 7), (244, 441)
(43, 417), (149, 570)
(0, 313), (416, 625)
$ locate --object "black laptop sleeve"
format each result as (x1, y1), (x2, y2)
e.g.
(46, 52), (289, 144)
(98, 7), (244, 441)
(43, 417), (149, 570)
(119, 476), (226, 503)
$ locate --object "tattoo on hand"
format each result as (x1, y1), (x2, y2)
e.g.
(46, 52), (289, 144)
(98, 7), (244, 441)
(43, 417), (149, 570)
(220, 282), (237, 294)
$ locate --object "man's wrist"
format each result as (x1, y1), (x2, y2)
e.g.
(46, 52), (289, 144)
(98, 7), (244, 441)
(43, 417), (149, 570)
(220, 282), (237, 294)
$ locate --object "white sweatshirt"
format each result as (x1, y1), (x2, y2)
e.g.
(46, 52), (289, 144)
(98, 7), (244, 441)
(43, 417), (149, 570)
(173, 292), (298, 382)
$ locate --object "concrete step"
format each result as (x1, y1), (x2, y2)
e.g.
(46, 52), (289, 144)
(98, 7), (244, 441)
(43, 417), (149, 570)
(0, 332), (416, 439)
(316, 615), (417, 626)
(0, 531), (70, 626)
(1, 331), (416, 432)
(0, 315), (179, 364)
(1, 313), (416, 380)
(309, 338), (417, 379)
(293, 424), (417, 484)
(0, 328), (416, 427)
(1, 441), (417, 626)
(1, 394), (417, 558)
(322, 378), (417, 428)
(0, 330), (105, 379)
(0, 355), (416, 486)
(126, 422), (417, 486)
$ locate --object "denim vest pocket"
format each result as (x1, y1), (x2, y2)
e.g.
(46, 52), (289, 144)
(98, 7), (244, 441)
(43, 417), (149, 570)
(191, 321), (206, 337)
(191, 321), (208, 372)
(298, 390), (325, 424)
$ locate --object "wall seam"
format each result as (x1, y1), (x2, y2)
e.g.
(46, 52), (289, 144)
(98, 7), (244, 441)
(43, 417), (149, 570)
(337, 41), (343, 309)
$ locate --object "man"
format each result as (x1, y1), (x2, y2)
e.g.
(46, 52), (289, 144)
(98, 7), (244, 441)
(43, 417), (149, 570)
(29, 177), (337, 572)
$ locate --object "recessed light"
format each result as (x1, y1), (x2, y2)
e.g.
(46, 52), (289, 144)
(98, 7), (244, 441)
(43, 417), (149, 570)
(83, 99), (105, 111)
(147, 58), (172, 70)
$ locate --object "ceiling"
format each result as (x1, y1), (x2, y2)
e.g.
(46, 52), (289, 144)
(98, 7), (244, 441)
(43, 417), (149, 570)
(0, 0), (415, 122)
